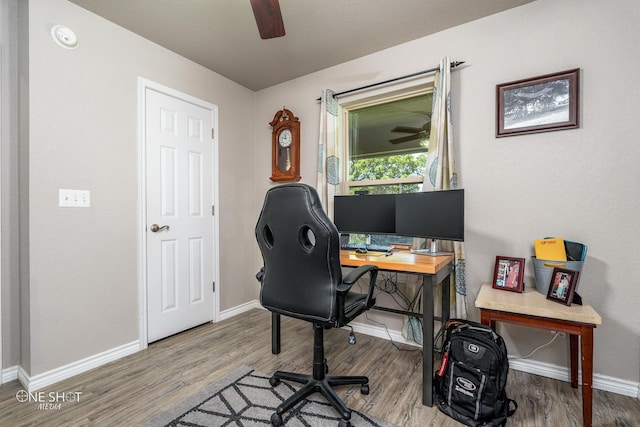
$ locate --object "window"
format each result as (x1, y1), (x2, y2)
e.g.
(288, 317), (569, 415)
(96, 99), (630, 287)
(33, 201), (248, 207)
(340, 86), (433, 246)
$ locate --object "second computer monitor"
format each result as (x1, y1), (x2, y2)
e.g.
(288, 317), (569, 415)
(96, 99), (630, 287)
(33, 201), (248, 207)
(395, 189), (464, 241)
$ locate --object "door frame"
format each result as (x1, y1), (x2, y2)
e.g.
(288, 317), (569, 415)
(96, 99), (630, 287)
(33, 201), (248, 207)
(0, 44), (4, 382)
(137, 78), (220, 348)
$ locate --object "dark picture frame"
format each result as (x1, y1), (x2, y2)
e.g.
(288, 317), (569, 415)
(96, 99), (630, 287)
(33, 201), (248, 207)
(546, 267), (579, 306)
(496, 68), (580, 137)
(492, 256), (525, 293)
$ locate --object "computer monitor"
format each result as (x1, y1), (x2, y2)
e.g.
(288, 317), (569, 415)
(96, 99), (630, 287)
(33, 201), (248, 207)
(333, 193), (396, 235)
(395, 189), (464, 255)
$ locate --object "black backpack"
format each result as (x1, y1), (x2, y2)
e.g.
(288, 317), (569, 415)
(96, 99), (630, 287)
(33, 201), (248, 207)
(434, 319), (517, 426)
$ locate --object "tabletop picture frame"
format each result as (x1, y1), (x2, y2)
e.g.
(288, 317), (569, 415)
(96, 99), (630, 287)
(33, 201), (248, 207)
(546, 267), (579, 306)
(496, 68), (580, 137)
(492, 256), (525, 293)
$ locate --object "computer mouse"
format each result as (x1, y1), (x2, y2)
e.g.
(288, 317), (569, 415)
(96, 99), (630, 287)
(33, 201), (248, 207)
(355, 248), (368, 254)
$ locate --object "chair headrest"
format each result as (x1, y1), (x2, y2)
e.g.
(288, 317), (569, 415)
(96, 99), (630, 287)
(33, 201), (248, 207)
(255, 183), (342, 323)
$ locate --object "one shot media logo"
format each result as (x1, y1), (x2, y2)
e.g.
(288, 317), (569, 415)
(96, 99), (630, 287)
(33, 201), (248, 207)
(15, 389), (82, 410)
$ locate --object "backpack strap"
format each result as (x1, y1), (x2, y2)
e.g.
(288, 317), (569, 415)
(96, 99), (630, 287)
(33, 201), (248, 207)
(496, 400), (518, 427)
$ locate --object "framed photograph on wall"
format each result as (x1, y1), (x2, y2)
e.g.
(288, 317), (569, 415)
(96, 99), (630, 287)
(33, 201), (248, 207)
(496, 68), (580, 137)
(546, 267), (579, 306)
(492, 256), (525, 293)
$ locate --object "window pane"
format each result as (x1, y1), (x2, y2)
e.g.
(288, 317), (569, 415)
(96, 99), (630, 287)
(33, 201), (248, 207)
(349, 152), (426, 192)
(348, 93), (432, 161)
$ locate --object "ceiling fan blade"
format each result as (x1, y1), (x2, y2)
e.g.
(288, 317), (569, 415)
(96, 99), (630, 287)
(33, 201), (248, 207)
(389, 134), (423, 144)
(389, 129), (430, 144)
(250, 0), (286, 39)
(391, 126), (423, 134)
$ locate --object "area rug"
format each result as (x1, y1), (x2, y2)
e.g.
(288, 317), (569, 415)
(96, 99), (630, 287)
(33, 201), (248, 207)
(142, 365), (397, 426)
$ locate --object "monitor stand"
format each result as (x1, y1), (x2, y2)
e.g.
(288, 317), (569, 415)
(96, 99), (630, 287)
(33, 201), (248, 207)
(410, 239), (453, 256)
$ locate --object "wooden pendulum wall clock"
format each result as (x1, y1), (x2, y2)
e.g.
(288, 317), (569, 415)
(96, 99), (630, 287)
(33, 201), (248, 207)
(269, 107), (301, 182)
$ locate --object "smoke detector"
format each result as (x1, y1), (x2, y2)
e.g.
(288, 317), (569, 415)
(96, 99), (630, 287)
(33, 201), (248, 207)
(51, 25), (79, 49)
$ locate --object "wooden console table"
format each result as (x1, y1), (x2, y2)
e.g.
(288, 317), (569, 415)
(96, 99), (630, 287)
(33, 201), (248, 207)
(475, 283), (602, 427)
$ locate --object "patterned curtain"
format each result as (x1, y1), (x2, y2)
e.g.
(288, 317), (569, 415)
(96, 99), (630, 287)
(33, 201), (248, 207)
(316, 89), (343, 215)
(423, 57), (467, 319)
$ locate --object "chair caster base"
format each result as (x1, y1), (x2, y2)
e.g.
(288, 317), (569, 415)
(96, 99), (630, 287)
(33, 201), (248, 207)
(338, 419), (352, 427)
(270, 412), (283, 426)
(269, 377), (281, 387)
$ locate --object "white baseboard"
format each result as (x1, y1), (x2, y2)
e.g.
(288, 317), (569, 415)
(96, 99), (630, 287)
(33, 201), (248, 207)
(350, 321), (640, 399)
(349, 320), (422, 348)
(19, 340), (140, 392)
(2, 365), (19, 384)
(508, 357), (639, 398)
(219, 299), (261, 321)
(0, 301), (261, 391)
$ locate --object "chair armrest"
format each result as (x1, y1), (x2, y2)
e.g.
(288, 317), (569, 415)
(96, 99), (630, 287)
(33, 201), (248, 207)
(340, 264), (377, 288)
(338, 264), (378, 307)
(256, 267), (264, 283)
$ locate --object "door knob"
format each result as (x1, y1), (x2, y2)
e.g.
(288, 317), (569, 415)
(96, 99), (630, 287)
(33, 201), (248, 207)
(150, 224), (169, 232)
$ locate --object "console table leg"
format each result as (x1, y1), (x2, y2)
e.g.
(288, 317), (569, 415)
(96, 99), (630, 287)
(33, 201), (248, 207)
(569, 334), (579, 388)
(580, 326), (594, 427)
(479, 310), (495, 330)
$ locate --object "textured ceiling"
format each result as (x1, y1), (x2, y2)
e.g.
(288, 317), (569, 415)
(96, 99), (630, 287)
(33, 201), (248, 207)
(69, 0), (534, 91)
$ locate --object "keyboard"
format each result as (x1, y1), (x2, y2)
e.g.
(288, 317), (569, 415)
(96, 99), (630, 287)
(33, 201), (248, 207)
(340, 243), (394, 253)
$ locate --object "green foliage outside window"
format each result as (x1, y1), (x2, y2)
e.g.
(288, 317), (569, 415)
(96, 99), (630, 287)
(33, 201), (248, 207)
(348, 153), (427, 195)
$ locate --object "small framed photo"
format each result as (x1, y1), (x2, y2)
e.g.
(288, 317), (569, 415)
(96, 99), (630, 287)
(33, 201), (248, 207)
(496, 68), (580, 137)
(492, 256), (525, 293)
(546, 267), (579, 306)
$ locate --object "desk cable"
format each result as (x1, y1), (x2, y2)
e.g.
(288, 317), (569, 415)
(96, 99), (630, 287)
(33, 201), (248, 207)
(360, 271), (430, 352)
(375, 271), (417, 309)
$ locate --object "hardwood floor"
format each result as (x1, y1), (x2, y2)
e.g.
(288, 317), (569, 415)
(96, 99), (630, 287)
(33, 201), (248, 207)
(1, 309), (638, 426)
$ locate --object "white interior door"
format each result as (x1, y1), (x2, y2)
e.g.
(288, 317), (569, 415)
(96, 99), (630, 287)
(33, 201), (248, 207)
(145, 87), (216, 342)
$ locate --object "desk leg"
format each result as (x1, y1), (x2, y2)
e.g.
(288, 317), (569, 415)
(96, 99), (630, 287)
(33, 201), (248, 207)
(422, 275), (434, 406)
(272, 313), (281, 354)
(570, 334), (579, 388)
(441, 275), (450, 327)
(580, 326), (594, 427)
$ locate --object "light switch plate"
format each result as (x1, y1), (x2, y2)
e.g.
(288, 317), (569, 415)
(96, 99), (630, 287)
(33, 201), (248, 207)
(59, 189), (90, 207)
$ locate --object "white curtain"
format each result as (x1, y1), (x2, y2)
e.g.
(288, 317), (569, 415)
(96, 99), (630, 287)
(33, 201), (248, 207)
(316, 89), (343, 214)
(423, 57), (467, 319)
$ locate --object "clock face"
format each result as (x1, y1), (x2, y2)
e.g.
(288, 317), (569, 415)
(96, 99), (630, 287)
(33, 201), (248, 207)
(278, 129), (292, 148)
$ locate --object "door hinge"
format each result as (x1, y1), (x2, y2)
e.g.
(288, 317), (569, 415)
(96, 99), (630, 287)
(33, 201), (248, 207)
(212, 205), (215, 215)
(211, 128), (215, 139)
(212, 281), (216, 292)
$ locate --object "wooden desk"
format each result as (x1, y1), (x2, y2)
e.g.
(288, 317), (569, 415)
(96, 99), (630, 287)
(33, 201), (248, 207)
(270, 250), (454, 407)
(475, 283), (602, 427)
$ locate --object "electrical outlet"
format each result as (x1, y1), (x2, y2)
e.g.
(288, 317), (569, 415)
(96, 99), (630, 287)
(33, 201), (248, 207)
(59, 189), (91, 208)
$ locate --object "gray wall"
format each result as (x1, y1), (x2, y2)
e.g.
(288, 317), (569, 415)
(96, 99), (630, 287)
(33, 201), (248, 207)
(254, 0), (640, 387)
(3, 0), (256, 375)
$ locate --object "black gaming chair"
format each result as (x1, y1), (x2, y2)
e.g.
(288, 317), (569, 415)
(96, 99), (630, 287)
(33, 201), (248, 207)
(255, 183), (379, 427)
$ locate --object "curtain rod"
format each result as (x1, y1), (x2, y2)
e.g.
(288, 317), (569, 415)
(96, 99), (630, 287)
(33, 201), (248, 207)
(316, 60), (464, 101)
